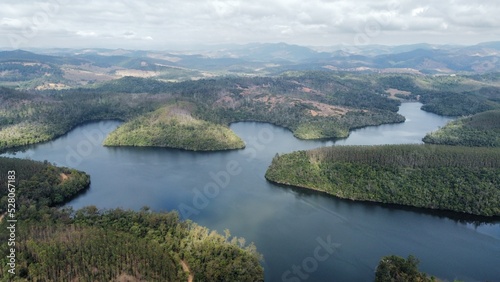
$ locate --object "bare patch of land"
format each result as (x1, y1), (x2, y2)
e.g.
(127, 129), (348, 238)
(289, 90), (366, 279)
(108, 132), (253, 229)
(385, 88), (412, 99)
(115, 69), (159, 78)
(180, 260), (194, 282)
(114, 273), (146, 282)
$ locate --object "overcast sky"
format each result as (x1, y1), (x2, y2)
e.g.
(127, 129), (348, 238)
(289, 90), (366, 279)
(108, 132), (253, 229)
(1, 0), (499, 50)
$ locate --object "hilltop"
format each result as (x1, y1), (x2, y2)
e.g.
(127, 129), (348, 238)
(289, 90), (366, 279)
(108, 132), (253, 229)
(2, 42), (500, 90)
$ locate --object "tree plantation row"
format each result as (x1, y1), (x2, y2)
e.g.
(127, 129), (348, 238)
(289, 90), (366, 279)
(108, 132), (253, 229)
(0, 157), (264, 281)
(1, 71), (499, 281)
(424, 110), (500, 147)
(265, 145), (500, 217)
(0, 146), (448, 281)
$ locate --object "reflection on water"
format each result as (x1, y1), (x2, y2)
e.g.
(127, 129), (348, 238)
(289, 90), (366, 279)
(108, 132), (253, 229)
(2, 103), (499, 281)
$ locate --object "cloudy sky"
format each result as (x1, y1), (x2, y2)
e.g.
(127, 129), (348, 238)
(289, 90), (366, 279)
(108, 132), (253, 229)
(1, 0), (499, 50)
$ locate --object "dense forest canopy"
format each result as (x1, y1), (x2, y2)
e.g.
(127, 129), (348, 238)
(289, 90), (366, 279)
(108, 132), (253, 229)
(423, 110), (500, 147)
(0, 157), (264, 281)
(0, 157), (90, 216)
(1, 66), (499, 280)
(265, 144), (500, 216)
(1, 209), (264, 282)
(0, 73), (406, 152)
(375, 255), (435, 282)
(103, 101), (245, 151)
(2, 71), (499, 152)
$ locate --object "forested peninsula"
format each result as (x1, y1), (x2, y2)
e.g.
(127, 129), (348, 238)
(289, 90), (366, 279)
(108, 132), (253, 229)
(265, 145), (500, 216)
(103, 102), (245, 151)
(2, 50), (500, 281)
(423, 110), (500, 147)
(0, 158), (264, 281)
(0, 73), (409, 152)
(5, 71), (499, 152)
(0, 157), (90, 215)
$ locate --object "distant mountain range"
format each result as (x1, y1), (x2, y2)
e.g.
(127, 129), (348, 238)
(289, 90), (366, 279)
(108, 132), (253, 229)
(1, 42), (499, 89)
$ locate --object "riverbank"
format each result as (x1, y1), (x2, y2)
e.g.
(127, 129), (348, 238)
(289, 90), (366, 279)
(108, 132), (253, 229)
(265, 144), (500, 217)
(3, 105), (498, 281)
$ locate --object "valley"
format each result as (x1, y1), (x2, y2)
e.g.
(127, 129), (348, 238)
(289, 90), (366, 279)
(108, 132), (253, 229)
(1, 43), (499, 281)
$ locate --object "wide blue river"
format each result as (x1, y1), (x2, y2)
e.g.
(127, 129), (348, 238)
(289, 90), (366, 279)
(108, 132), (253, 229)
(5, 103), (500, 281)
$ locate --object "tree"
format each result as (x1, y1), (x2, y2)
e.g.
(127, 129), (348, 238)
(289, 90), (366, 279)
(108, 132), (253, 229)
(375, 255), (433, 282)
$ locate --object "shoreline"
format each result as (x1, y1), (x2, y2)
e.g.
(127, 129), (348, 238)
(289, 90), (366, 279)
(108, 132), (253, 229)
(265, 177), (500, 220)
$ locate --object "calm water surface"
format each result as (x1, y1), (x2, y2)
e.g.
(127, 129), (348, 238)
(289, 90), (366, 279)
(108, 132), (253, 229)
(5, 103), (500, 281)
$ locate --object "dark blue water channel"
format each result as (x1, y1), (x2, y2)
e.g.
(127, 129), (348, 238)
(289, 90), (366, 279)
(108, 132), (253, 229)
(4, 103), (500, 281)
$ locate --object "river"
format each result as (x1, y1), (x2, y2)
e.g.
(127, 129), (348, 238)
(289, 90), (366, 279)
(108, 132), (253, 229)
(4, 103), (500, 281)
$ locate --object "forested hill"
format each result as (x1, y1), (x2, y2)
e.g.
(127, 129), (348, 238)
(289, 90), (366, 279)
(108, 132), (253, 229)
(1, 71), (500, 152)
(0, 208), (264, 281)
(265, 145), (500, 216)
(0, 73), (407, 152)
(103, 102), (245, 151)
(0, 157), (90, 216)
(0, 85), (165, 152)
(0, 157), (264, 281)
(374, 73), (500, 116)
(423, 110), (500, 147)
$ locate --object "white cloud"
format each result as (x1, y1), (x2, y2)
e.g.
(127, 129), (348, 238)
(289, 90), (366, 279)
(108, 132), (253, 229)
(411, 7), (429, 17)
(0, 17), (17, 25)
(0, 0), (499, 49)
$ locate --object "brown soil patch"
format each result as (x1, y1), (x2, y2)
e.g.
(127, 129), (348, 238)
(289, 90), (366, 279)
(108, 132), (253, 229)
(240, 85), (268, 97)
(181, 260), (194, 282)
(60, 173), (70, 182)
(63, 65), (117, 84)
(115, 69), (158, 78)
(304, 100), (349, 116)
(35, 83), (69, 90)
(255, 95), (287, 104)
(113, 273), (146, 282)
(254, 94), (350, 116)
(385, 88), (411, 99)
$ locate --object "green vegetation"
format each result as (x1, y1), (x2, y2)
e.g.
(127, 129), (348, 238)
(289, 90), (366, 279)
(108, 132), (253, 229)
(104, 102), (245, 151)
(10, 223), (183, 281)
(423, 110), (500, 147)
(1, 209), (263, 281)
(101, 74), (406, 140)
(0, 158), (264, 281)
(377, 74), (500, 116)
(0, 86), (165, 152)
(2, 71), (500, 152)
(0, 62), (63, 83)
(419, 91), (496, 116)
(375, 255), (435, 282)
(265, 144), (500, 216)
(0, 157), (90, 216)
(0, 73), (407, 152)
